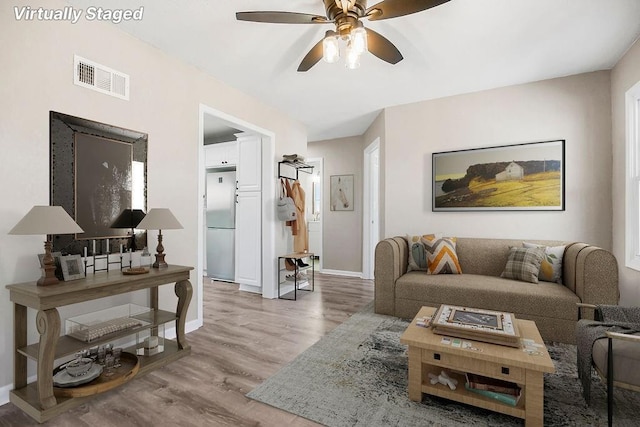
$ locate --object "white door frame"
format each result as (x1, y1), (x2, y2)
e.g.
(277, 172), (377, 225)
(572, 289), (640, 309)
(362, 138), (380, 280)
(306, 157), (323, 271)
(197, 104), (277, 329)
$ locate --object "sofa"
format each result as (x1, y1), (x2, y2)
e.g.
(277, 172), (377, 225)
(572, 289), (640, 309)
(374, 236), (619, 343)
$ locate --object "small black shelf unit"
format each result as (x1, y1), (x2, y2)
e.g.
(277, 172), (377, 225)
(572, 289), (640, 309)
(278, 161), (314, 180)
(277, 253), (315, 300)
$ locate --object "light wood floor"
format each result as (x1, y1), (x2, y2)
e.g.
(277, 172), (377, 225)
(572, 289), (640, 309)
(0, 273), (375, 426)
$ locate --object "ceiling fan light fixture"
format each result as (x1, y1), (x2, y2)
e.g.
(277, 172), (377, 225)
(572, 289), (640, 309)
(322, 30), (340, 63)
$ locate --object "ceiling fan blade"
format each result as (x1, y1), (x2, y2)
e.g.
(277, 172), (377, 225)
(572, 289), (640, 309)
(366, 0), (450, 21)
(298, 38), (325, 72)
(366, 28), (403, 64)
(236, 11), (330, 24)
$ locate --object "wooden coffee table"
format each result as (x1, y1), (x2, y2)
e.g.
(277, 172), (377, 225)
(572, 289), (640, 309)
(400, 306), (555, 426)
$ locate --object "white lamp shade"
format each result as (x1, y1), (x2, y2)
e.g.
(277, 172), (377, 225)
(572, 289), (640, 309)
(137, 208), (183, 230)
(9, 206), (84, 235)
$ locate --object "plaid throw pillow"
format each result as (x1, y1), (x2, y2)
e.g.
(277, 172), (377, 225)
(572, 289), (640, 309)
(501, 247), (545, 283)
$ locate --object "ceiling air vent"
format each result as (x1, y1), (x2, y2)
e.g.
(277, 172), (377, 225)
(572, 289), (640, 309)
(73, 55), (129, 100)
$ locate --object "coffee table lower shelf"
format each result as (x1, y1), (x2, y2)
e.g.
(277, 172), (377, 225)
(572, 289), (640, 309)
(420, 365), (525, 419)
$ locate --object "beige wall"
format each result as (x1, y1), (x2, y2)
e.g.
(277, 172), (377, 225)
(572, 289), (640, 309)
(383, 71), (613, 248)
(612, 39), (640, 307)
(0, 0), (307, 394)
(308, 136), (364, 273)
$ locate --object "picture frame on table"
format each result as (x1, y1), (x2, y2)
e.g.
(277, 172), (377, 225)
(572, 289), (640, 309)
(38, 252), (63, 280)
(60, 254), (84, 281)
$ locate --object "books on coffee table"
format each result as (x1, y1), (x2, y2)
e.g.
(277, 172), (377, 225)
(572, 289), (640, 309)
(431, 305), (521, 347)
(464, 373), (522, 406)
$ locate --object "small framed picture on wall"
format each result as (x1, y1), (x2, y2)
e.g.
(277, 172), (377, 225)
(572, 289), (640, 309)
(330, 175), (354, 211)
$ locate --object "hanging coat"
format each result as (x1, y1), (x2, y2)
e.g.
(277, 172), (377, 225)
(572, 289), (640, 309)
(291, 180), (308, 253)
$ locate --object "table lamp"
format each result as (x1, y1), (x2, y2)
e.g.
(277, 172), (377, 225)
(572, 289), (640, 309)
(136, 208), (183, 268)
(110, 209), (146, 251)
(9, 206), (84, 286)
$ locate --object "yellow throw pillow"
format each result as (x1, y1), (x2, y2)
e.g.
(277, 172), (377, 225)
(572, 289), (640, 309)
(421, 235), (462, 275)
(523, 242), (565, 283)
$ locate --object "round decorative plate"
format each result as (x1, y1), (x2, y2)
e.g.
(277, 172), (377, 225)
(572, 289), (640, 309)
(53, 363), (103, 388)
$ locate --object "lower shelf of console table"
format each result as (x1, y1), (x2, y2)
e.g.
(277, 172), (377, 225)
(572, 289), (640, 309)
(10, 340), (190, 423)
(6, 264), (194, 423)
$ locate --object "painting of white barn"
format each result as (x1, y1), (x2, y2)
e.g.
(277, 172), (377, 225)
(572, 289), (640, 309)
(495, 162), (524, 181)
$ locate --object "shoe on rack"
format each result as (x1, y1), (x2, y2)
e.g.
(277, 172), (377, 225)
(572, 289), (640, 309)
(296, 258), (309, 268)
(284, 258), (296, 271)
(285, 272), (307, 282)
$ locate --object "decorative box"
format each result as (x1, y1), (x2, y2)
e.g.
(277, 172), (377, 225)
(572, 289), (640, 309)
(66, 304), (151, 343)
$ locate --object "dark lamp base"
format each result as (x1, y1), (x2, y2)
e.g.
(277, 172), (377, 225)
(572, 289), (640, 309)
(153, 253), (168, 268)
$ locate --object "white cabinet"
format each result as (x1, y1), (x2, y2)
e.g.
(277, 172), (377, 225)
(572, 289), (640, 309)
(235, 191), (262, 292)
(204, 141), (238, 168)
(236, 134), (261, 191)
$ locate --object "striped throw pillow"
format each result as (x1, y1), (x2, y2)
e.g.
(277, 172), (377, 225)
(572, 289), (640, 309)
(501, 247), (545, 283)
(421, 235), (462, 275)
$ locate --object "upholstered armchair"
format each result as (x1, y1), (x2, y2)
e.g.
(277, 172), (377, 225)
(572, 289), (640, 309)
(575, 303), (640, 427)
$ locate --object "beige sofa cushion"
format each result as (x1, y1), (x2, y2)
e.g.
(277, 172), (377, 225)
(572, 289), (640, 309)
(395, 272), (580, 321)
(592, 333), (640, 385)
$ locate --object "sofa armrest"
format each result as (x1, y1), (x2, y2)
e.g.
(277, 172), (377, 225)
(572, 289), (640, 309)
(569, 245), (619, 319)
(374, 237), (407, 315)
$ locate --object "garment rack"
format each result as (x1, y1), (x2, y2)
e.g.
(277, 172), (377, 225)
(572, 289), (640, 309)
(278, 161), (313, 180)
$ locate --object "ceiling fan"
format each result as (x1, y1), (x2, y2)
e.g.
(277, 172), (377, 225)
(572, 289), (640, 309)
(236, 0), (451, 71)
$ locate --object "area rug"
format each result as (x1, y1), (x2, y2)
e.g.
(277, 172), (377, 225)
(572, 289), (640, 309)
(247, 302), (639, 426)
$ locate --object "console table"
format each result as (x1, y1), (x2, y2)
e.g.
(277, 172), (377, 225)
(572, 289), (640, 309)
(6, 265), (193, 423)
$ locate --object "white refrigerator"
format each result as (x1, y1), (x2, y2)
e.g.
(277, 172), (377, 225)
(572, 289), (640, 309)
(206, 170), (236, 281)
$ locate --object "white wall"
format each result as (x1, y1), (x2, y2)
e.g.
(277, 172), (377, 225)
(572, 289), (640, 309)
(612, 39), (640, 307)
(382, 71), (613, 249)
(0, 0), (306, 397)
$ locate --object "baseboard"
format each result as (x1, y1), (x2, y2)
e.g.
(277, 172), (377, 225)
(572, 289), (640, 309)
(320, 269), (363, 278)
(239, 284), (262, 294)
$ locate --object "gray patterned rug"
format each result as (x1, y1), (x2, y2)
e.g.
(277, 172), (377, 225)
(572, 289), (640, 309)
(247, 302), (640, 426)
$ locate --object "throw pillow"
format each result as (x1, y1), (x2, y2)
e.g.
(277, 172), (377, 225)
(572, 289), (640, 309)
(421, 235), (462, 275)
(406, 235), (429, 272)
(523, 242), (565, 283)
(501, 246), (546, 284)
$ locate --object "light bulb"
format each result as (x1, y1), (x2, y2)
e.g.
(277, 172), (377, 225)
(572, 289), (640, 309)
(351, 25), (368, 55)
(322, 31), (340, 64)
(345, 42), (361, 70)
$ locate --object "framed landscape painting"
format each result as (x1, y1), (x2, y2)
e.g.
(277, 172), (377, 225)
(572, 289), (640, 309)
(432, 140), (565, 211)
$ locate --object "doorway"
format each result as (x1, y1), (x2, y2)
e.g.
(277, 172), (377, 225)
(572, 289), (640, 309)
(298, 157), (323, 271)
(197, 104), (277, 329)
(363, 138), (380, 280)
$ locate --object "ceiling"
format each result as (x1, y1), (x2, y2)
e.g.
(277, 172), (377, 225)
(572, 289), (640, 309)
(67, 0), (640, 142)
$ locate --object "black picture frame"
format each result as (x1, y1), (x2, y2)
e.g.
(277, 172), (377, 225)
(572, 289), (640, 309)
(432, 139), (565, 211)
(50, 112), (148, 255)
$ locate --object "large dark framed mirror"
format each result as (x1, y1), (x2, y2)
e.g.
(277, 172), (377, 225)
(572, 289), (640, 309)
(50, 111), (148, 255)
